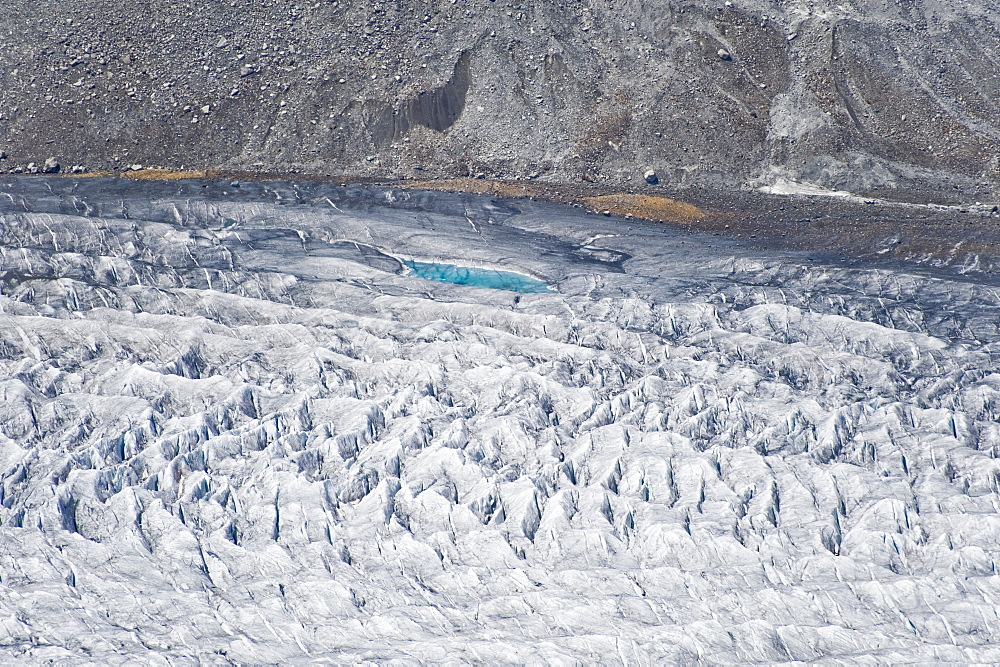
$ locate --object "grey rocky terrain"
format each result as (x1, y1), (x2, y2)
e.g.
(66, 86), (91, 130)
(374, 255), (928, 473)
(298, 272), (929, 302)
(1, 0), (999, 201)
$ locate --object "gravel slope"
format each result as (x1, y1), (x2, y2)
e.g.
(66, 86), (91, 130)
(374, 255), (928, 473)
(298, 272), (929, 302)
(0, 0), (998, 200)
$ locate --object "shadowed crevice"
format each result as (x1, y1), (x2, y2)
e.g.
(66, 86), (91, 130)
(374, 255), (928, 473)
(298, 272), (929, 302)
(368, 51), (473, 148)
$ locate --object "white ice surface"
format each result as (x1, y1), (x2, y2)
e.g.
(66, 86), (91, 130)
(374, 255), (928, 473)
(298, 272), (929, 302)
(1, 182), (1000, 662)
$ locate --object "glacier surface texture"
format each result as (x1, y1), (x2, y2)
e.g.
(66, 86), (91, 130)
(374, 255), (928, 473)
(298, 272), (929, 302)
(2, 177), (1000, 662)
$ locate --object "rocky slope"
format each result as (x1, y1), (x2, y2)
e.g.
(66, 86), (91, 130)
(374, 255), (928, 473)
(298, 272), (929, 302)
(1, 0), (998, 201)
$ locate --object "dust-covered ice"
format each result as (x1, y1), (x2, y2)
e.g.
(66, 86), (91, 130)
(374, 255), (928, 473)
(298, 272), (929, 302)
(1, 177), (1000, 663)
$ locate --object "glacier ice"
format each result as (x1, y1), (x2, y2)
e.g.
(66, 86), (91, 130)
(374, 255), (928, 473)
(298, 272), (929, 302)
(1, 177), (1000, 662)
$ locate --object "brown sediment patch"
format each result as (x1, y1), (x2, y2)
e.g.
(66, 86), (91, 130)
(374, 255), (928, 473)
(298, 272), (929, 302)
(57, 171), (117, 178)
(582, 194), (707, 224)
(402, 180), (713, 225)
(57, 168), (212, 180)
(121, 168), (213, 181)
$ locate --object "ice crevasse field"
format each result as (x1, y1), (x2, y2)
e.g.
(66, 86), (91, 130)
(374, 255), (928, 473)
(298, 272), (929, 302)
(1, 177), (1000, 662)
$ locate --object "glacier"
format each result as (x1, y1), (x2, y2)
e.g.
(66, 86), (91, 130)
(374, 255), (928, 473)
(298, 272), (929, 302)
(1, 176), (1000, 662)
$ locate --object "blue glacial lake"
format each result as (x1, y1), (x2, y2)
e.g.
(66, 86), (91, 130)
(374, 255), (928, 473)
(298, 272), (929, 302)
(404, 260), (552, 293)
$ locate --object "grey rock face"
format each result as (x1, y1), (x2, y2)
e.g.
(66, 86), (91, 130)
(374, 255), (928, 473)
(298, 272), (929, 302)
(0, 1), (997, 199)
